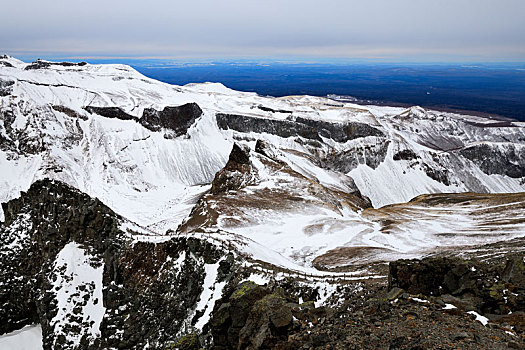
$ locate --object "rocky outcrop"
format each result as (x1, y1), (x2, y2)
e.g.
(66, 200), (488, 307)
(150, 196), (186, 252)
(459, 143), (525, 178)
(209, 274), (525, 350)
(210, 143), (258, 194)
(256, 105), (292, 114)
(25, 60), (87, 70)
(0, 179), (240, 349)
(52, 105), (87, 120)
(0, 61), (14, 68)
(84, 106), (135, 120)
(295, 116), (384, 142)
(320, 141), (390, 172)
(421, 162), (450, 185)
(83, 103), (203, 138)
(393, 149), (418, 161)
(254, 139), (283, 163)
(389, 256), (525, 332)
(101, 237), (238, 350)
(0, 179), (122, 341)
(140, 103), (203, 138)
(216, 113), (383, 143)
(0, 79), (14, 96)
(211, 281), (317, 350)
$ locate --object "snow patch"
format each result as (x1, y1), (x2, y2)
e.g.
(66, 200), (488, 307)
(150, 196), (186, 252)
(0, 325), (42, 350)
(467, 311), (489, 326)
(194, 260), (227, 330)
(50, 242), (105, 347)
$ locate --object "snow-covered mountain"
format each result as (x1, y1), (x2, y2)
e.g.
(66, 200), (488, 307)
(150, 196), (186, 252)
(1, 56), (525, 348)
(1, 55), (524, 267)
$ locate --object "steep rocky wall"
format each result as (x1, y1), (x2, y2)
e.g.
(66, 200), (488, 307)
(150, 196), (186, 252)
(83, 106), (135, 120)
(216, 113), (383, 143)
(83, 102), (203, 138)
(0, 179), (240, 349)
(140, 102), (203, 138)
(459, 143), (525, 178)
(318, 141), (390, 172)
(0, 79), (14, 96)
(24, 60), (87, 70)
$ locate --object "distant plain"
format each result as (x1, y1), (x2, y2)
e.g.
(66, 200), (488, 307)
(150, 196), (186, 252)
(124, 62), (525, 122)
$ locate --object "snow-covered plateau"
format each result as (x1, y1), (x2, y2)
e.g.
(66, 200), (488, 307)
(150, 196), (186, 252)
(0, 56), (524, 349)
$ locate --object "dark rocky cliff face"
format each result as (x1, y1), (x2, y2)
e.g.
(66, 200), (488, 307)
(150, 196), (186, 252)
(83, 106), (135, 120)
(0, 179), (123, 344)
(24, 60), (87, 70)
(216, 113), (383, 143)
(210, 143), (258, 194)
(0, 79), (14, 96)
(459, 143), (525, 178)
(0, 179), (240, 349)
(83, 102), (203, 139)
(140, 103), (203, 138)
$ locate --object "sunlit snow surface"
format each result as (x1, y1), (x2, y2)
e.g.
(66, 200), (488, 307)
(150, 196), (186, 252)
(1, 57), (524, 269)
(0, 325), (43, 350)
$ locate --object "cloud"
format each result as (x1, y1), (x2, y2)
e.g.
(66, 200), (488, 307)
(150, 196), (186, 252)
(2, 0), (524, 61)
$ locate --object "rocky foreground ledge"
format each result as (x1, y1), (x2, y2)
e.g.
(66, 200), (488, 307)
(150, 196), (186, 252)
(0, 179), (523, 349)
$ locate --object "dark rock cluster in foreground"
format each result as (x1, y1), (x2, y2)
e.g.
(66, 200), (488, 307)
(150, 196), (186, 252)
(203, 258), (524, 350)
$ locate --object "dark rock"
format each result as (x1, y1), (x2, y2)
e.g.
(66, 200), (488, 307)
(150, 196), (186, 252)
(389, 255), (525, 335)
(0, 179), (122, 339)
(52, 105), (87, 120)
(295, 116), (384, 142)
(229, 281), (270, 328)
(255, 139), (282, 163)
(320, 141), (390, 172)
(216, 113), (383, 143)
(211, 280), (311, 350)
(502, 256), (525, 287)
(421, 162), (450, 185)
(229, 143), (251, 164)
(508, 340), (521, 349)
(459, 143), (525, 178)
(0, 179), (240, 349)
(0, 61), (14, 68)
(257, 105), (292, 114)
(25, 60), (88, 70)
(140, 102), (203, 137)
(211, 281), (270, 349)
(84, 106), (135, 120)
(386, 287), (405, 301)
(238, 293), (293, 349)
(452, 331), (469, 341)
(84, 102), (203, 138)
(389, 257), (476, 296)
(393, 149), (418, 161)
(210, 143), (257, 194)
(170, 333), (200, 350)
(0, 79), (14, 96)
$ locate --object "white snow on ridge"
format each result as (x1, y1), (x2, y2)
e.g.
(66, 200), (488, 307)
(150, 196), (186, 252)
(50, 242), (105, 348)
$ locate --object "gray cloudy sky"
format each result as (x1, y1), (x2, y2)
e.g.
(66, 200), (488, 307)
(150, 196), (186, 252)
(2, 0), (525, 62)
